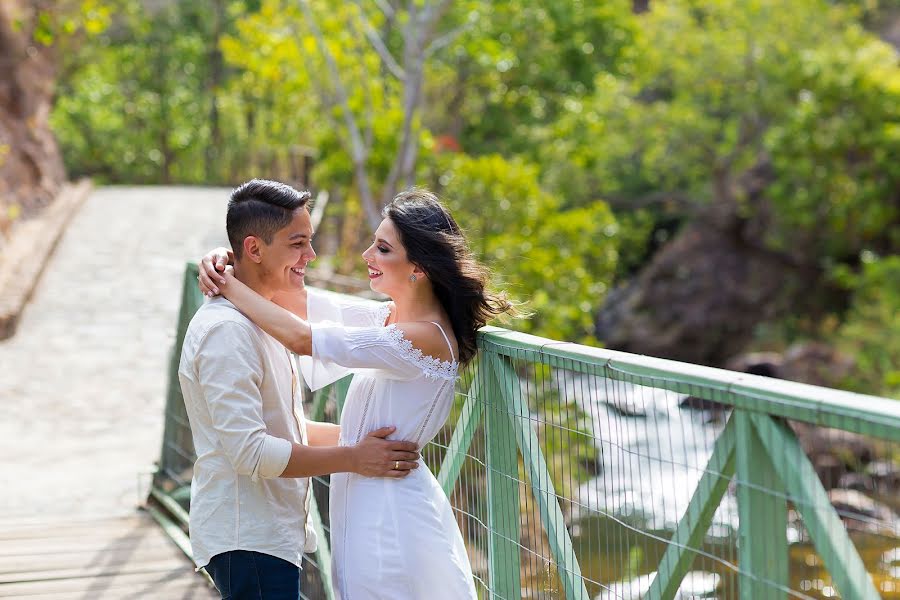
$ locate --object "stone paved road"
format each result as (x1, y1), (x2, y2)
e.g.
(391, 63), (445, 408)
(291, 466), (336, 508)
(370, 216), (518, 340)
(0, 186), (230, 519)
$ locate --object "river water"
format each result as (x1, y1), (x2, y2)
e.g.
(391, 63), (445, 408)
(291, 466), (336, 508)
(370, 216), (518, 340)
(548, 372), (900, 599)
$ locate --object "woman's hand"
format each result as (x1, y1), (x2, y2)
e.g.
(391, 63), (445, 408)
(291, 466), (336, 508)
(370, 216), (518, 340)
(198, 247), (232, 297)
(214, 269), (313, 355)
(218, 266), (238, 298)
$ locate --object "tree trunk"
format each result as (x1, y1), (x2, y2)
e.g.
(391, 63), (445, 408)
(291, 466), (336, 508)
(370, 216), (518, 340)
(632, 0), (650, 14)
(300, 0), (380, 230)
(205, 0), (225, 183)
(0, 0), (66, 234)
(380, 35), (425, 206)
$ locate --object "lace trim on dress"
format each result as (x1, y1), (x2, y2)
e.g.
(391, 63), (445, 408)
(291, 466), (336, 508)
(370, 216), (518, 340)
(383, 324), (459, 381)
(373, 302), (392, 327)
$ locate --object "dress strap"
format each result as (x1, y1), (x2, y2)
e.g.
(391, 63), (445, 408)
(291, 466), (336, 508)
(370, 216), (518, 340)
(429, 321), (455, 363)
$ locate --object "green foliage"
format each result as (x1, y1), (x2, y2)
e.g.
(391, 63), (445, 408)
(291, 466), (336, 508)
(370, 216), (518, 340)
(546, 1), (898, 216)
(765, 29), (900, 257)
(47, 0), (899, 393)
(51, 1), (214, 183)
(428, 0), (639, 159)
(428, 153), (618, 343)
(28, 0), (115, 47)
(831, 256), (900, 398)
(539, 0), (898, 318)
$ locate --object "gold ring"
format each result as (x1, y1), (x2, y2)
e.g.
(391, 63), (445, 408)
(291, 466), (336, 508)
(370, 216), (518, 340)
(394, 460), (400, 470)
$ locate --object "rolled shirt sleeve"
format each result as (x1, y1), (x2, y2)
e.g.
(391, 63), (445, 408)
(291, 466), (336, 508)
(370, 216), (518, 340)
(195, 322), (293, 480)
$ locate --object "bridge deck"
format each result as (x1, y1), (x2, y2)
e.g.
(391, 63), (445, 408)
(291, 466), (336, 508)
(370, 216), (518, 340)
(0, 513), (216, 599)
(0, 187), (231, 598)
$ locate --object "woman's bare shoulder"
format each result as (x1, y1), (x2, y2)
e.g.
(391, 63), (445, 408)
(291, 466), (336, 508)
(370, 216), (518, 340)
(393, 321), (458, 363)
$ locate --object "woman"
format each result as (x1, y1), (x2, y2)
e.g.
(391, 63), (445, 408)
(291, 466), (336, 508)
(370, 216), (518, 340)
(202, 189), (511, 599)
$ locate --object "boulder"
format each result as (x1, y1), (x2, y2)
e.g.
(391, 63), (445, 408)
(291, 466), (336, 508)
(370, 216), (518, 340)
(780, 342), (855, 388)
(827, 488), (899, 536)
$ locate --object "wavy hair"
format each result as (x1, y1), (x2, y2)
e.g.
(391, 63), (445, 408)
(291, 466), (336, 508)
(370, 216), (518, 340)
(383, 189), (512, 363)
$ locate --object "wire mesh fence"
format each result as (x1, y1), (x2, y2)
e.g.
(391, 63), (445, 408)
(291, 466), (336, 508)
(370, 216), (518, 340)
(151, 265), (900, 599)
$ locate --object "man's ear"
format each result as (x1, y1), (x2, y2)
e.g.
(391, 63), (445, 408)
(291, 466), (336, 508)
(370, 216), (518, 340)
(243, 236), (263, 263)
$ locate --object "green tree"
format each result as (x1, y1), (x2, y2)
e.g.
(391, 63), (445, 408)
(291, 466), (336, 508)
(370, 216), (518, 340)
(424, 0), (639, 160)
(542, 0), (899, 291)
(832, 255), (900, 398)
(428, 153), (619, 343)
(52, 1), (215, 183)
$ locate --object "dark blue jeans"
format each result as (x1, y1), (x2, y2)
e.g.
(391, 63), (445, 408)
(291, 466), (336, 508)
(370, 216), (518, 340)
(205, 550), (301, 600)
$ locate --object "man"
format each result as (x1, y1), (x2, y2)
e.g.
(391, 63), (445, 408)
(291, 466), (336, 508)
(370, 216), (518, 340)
(179, 179), (419, 599)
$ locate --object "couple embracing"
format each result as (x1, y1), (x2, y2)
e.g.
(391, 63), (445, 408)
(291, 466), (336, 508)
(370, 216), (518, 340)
(179, 179), (511, 599)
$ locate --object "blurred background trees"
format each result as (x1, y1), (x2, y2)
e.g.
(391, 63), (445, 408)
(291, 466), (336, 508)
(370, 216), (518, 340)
(16, 0), (899, 395)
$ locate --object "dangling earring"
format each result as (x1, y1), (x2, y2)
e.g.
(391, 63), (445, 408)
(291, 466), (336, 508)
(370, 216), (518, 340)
(409, 274), (417, 283)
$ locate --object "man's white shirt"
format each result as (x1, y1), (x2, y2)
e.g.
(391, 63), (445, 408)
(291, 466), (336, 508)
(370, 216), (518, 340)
(178, 295), (315, 569)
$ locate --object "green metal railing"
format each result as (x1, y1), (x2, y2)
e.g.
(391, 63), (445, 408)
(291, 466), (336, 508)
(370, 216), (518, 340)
(151, 263), (900, 599)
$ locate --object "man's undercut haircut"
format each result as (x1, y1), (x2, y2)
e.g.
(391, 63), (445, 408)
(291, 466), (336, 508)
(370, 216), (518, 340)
(227, 179), (311, 260)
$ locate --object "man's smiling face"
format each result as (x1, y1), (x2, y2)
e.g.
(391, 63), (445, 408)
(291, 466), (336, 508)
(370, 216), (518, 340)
(259, 208), (316, 293)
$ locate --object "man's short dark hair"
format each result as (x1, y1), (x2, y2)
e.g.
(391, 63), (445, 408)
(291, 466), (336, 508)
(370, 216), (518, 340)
(227, 179), (311, 259)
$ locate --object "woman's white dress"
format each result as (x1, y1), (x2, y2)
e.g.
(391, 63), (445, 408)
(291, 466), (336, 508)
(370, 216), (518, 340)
(300, 291), (477, 600)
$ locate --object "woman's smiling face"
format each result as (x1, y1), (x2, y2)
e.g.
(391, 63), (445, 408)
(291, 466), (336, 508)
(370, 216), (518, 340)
(362, 218), (417, 295)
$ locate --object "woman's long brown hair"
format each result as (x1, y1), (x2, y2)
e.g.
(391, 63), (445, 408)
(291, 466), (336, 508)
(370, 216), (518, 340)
(383, 189), (513, 363)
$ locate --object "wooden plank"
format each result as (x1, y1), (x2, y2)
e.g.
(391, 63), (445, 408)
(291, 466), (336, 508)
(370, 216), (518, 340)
(0, 513), (211, 598)
(0, 524), (159, 546)
(0, 514), (146, 529)
(0, 532), (174, 553)
(0, 547), (188, 573)
(0, 521), (154, 541)
(0, 560), (191, 585)
(0, 581), (211, 600)
(0, 515), (178, 555)
(0, 538), (177, 559)
(0, 570), (216, 597)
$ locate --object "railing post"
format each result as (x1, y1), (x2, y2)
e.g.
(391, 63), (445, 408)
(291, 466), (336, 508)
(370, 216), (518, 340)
(748, 412), (882, 600)
(484, 352), (522, 599)
(154, 262), (204, 490)
(645, 414), (737, 600)
(437, 371), (484, 497)
(734, 410), (788, 600)
(488, 354), (590, 599)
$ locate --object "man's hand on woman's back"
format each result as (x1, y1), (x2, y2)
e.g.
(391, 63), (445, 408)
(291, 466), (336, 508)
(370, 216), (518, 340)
(353, 426), (420, 478)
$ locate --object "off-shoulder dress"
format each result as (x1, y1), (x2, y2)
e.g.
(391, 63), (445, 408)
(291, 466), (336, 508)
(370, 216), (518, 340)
(299, 291), (477, 600)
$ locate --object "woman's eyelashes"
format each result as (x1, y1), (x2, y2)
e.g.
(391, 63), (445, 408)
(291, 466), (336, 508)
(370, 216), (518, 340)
(377, 245), (389, 253)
